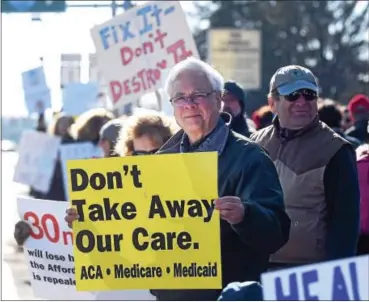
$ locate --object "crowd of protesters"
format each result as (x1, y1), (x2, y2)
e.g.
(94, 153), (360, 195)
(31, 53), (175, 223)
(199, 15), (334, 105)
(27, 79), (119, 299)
(13, 58), (369, 301)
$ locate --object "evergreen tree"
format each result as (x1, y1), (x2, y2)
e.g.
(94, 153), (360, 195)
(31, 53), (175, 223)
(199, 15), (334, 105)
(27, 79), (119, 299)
(193, 0), (369, 113)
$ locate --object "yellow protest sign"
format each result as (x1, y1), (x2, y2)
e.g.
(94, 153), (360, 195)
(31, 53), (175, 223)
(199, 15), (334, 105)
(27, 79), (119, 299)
(67, 152), (221, 291)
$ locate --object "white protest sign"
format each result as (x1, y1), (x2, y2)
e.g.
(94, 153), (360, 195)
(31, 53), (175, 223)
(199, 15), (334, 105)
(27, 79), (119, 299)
(14, 130), (61, 193)
(17, 197), (155, 300)
(62, 82), (100, 116)
(17, 197), (93, 300)
(59, 143), (103, 200)
(261, 255), (369, 301)
(90, 1), (199, 108)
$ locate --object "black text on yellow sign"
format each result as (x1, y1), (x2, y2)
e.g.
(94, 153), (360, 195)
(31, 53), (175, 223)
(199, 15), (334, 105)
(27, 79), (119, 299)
(67, 152), (222, 291)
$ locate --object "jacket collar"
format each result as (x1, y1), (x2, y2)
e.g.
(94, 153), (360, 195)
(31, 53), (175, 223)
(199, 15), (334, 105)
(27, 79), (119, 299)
(273, 114), (320, 141)
(157, 112), (232, 155)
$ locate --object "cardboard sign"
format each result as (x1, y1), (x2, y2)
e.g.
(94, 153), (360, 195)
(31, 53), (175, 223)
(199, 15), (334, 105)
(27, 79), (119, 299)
(91, 1), (199, 108)
(261, 256), (369, 300)
(67, 152), (222, 291)
(14, 130), (61, 193)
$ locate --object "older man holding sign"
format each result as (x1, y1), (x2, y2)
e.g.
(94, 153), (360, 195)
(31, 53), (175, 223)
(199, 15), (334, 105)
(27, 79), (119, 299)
(66, 57), (290, 301)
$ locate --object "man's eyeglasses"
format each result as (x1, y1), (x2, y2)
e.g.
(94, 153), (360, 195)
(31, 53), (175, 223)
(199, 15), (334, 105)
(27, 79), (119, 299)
(278, 89), (318, 102)
(132, 149), (159, 156)
(170, 91), (214, 107)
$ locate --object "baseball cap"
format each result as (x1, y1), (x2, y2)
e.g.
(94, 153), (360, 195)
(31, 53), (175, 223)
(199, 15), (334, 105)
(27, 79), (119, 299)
(270, 65), (319, 95)
(99, 119), (124, 145)
(348, 94), (369, 116)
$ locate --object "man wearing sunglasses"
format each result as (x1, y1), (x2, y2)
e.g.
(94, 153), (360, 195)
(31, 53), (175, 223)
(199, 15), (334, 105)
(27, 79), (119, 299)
(150, 57), (290, 300)
(252, 65), (360, 271)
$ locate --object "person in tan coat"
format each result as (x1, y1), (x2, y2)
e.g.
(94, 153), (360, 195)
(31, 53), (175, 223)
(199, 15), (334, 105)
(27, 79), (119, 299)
(251, 65), (360, 272)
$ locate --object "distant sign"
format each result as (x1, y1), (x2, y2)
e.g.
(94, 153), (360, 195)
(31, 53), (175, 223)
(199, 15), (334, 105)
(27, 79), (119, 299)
(21, 66), (51, 114)
(90, 1), (199, 108)
(14, 130), (61, 193)
(261, 255), (369, 301)
(62, 82), (100, 116)
(22, 66), (47, 94)
(25, 89), (52, 114)
(208, 29), (261, 90)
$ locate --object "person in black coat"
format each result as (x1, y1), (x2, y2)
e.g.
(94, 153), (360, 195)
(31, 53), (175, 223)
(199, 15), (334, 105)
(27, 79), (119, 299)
(222, 81), (252, 137)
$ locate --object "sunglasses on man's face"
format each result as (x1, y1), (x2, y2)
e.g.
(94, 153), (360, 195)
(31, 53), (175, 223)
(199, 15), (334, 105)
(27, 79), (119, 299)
(132, 149), (159, 156)
(281, 89), (318, 102)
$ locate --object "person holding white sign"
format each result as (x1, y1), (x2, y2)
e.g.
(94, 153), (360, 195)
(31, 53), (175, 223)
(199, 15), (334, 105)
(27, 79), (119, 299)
(28, 114), (75, 202)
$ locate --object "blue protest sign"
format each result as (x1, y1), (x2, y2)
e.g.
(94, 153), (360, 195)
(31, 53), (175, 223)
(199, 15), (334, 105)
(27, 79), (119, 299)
(22, 66), (48, 95)
(21, 66), (51, 114)
(62, 82), (100, 116)
(25, 89), (52, 114)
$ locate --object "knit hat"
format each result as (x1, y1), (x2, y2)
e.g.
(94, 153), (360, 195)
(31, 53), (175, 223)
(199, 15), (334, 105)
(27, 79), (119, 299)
(348, 94), (369, 119)
(224, 81), (246, 113)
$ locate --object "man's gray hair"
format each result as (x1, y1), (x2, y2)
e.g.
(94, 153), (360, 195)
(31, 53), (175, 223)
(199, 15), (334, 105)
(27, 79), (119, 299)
(164, 57), (224, 96)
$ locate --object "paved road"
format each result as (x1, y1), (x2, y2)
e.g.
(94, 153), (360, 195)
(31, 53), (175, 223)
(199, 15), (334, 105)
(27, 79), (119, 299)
(2, 151), (35, 300)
